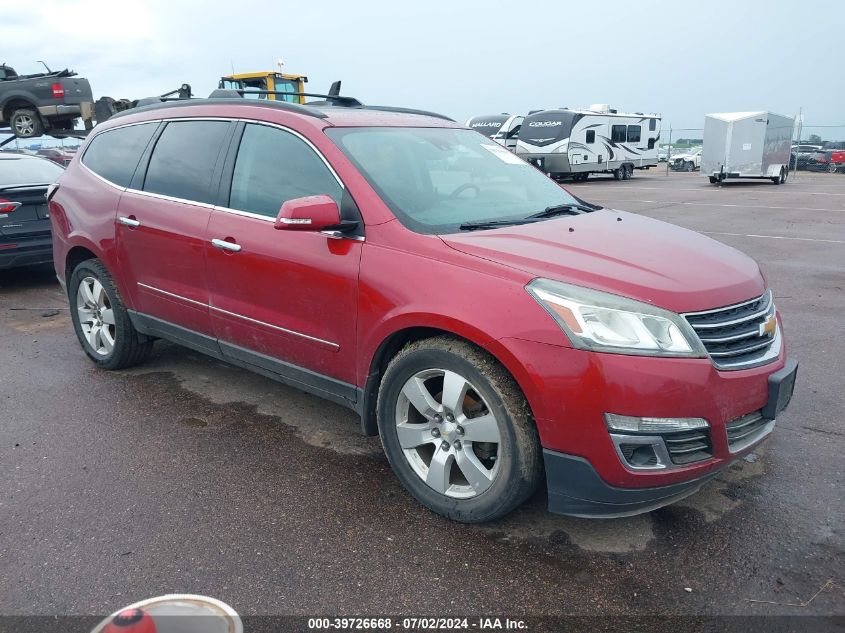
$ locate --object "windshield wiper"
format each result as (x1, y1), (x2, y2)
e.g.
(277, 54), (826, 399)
(525, 203), (597, 220)
(458, 219), (536, 231)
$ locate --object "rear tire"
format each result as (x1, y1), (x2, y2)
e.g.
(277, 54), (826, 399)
(613, 167), (624, 180)
(622, 164), (633, 180)
(376, 336), (542, 523)
(69, 259), (153, 370)
(10, 109), (43, 138)
(684, 161), (694, 172)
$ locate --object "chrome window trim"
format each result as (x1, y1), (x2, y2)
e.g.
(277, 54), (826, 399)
(124, 187), (215, 210)
(135, 282), (340, 350)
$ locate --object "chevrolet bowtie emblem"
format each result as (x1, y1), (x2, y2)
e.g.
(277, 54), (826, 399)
(759, 315), (777, 337)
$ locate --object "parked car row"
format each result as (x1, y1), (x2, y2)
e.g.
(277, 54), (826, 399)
(34, 90), (797, 523)
(0, 152), (64, 269)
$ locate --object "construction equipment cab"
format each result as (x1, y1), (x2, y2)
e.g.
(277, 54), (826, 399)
(219, 71), (308, 104)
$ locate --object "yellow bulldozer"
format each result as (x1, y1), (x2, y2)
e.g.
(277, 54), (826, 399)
(219, 65), (309, 104)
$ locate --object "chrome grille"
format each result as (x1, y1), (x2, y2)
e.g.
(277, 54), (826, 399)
(684, 291), (779, 370)
(726, 411), (772, 451)
(663, 429), (712, 465)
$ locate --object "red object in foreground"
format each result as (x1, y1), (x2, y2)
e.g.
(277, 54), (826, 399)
(103, 608), (156, 633)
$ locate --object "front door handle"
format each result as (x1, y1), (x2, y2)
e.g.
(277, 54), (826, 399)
(211, 238), (242, 253)
(118, 216), (140, 227)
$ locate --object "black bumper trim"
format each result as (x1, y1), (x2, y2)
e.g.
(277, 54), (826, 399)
(544, 450), (720, 518)
(0, 242), (53, 270)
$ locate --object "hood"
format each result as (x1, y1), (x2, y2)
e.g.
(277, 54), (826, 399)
(440, 210), (764, 313)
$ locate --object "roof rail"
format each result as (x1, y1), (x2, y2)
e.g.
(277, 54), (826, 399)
(232, 89), (363, 107)
(109, 97), (329, 120)
(359, 105), (455, 122)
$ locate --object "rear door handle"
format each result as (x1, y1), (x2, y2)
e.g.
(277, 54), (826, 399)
(211, 238), (241, 253)
(118, 216), (140, 227)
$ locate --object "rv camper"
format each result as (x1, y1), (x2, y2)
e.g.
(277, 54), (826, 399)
(466, 114), (524, 151)
(702, 111), (794, 184)
(514, 105), (661, 181)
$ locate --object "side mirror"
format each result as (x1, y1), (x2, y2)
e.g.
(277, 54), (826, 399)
(275, 195), (341, 231)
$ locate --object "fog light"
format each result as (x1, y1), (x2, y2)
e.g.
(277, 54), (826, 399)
(605, 413), (709, 433)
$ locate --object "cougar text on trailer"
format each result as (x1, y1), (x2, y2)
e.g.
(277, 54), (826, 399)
(702, 111), (794, 185)
(515, 104), (661, 181)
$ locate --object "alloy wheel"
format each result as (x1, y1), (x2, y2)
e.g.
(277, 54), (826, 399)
(14, 114), (34, 136)
(76, 276), (116, 356)
(395, 368), (501, 498)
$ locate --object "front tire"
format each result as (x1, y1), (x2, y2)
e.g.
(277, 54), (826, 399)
(69, 259), (153, 370)
(622, 164), (633, 180)
(684, 161), (694, 172)
(377, 336), (542, 523)
(613, 167), (624, 180)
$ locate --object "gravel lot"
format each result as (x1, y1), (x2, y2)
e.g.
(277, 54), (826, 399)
(0, 169), (842, 624)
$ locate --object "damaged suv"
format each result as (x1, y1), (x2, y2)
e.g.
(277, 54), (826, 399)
(49, 95), (797, 522)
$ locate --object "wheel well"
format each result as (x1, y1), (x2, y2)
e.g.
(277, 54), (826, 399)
(65, 246), (97, 286)
(3, 99), (37, 121)
(358, 327), (527, 437)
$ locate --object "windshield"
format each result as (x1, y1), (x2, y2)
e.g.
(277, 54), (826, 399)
(0, 157), (64, 187)
(273, 76), (299, 103)
(326, 127), (587, 234)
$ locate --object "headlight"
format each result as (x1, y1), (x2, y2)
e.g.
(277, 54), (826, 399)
(526, 279), (707, 357)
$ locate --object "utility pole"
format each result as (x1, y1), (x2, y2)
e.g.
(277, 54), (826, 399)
(795, 107), (803, 177)
(666, 126), (672, 176)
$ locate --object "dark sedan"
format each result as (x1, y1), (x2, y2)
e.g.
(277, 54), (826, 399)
(0, 153), (64, 269)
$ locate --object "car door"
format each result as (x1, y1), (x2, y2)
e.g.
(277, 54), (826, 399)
(116, 119), (234, 342)
(206, 121), (363, 396)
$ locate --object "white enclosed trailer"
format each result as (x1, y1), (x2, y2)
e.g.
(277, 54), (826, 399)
(702, 111), (794, 185)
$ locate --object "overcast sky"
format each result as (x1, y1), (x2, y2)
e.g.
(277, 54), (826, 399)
(3, 0), (843, 134)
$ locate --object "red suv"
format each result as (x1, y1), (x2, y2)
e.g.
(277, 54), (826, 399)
(49, 95), (797, 522)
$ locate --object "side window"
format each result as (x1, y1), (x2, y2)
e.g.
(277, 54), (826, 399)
(627, 125), (641, 143)
(82, 123), (158, 187)
(143, 120), (230, 204)
(611, 125), (627, 143)
(649, 119), (657, 131)
(585, 130), (595, 144)
(229, 124), (342, 218)
(647, 138), (656, 150)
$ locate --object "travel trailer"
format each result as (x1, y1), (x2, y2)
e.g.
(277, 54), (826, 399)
(514, 105), (661, 180)
(466, 114), (524, 150)
(701, 111), (794, 184)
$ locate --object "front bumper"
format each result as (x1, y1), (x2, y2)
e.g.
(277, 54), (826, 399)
(544, 449), (721, 517)
(492, 335), (795, 505)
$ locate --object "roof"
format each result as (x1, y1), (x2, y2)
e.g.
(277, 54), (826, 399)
(706, 111), (768, 121)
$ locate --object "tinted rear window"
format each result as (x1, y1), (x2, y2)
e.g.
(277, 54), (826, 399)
(82, 123), (158, 187)
(143, 121), (230, 203)
(0, 157), (64, 187)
